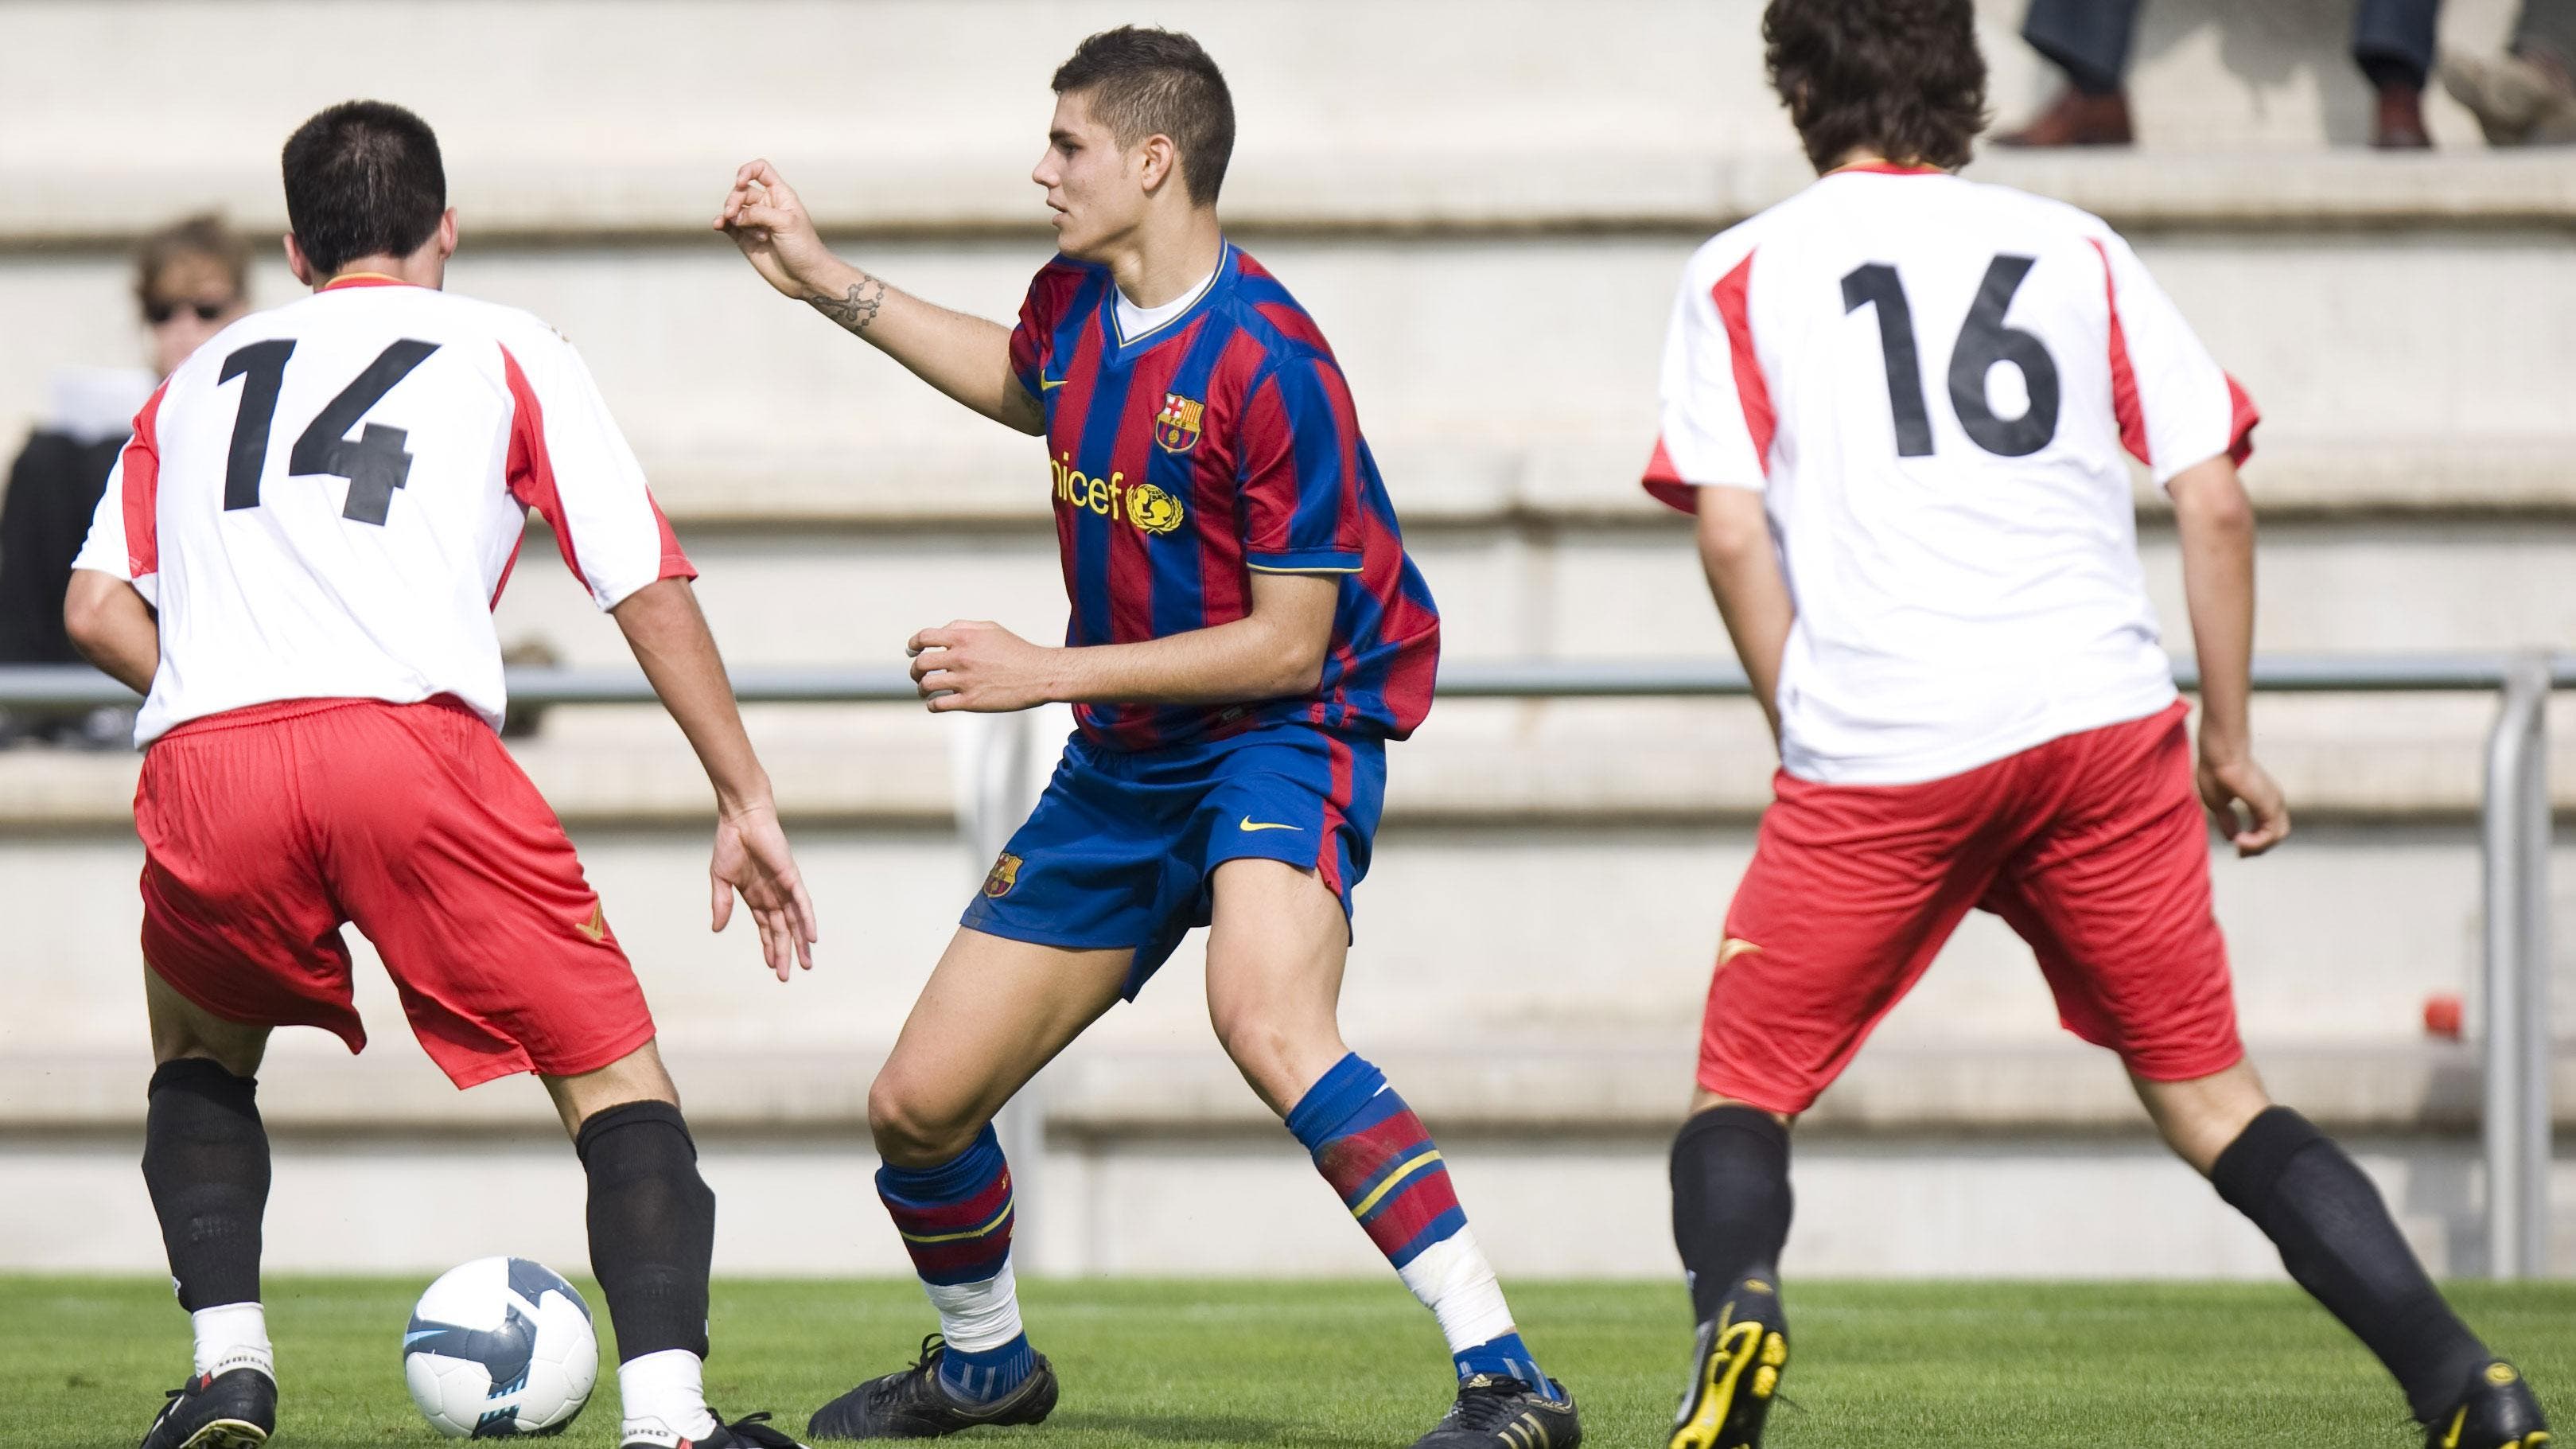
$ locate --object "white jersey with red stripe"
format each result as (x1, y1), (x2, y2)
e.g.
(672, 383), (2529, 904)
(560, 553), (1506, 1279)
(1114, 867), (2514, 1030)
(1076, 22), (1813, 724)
(73, 275), (691, 746)
(1644, 164), (2257, 786)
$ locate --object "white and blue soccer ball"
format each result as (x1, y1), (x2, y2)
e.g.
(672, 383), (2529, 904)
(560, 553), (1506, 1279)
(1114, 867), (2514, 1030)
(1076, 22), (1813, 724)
(402, 1256), (599, 1438)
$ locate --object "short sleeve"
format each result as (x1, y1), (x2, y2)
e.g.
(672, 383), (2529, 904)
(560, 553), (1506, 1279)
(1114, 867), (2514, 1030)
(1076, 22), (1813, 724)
(1644, 248), (1772, 512)
(1237, 355), (1364, 574)
(70, 382), (168, 605)
(1008, 259), (1089, 402)
(2091, 233), (2259, 487)
(499, 335), (693, 610)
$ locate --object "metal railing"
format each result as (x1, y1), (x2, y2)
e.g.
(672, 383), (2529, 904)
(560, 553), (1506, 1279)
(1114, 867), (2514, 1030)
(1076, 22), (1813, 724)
(0, 654), (2558, 1277)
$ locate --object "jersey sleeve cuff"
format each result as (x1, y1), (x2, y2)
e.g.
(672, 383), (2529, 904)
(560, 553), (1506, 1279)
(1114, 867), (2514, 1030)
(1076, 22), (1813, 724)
(1644, 434), (1764, 513)
(1247, 547), (1364, 574)
(1641, 475), (1764, 514)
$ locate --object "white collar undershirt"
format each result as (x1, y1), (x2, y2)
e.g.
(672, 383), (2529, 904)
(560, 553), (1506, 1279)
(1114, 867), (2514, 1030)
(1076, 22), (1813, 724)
(1112, 255), (1221, 344)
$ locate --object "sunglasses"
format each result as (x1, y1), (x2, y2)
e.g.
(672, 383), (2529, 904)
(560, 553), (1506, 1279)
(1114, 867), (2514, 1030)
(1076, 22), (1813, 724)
(144, 298), (235, 325)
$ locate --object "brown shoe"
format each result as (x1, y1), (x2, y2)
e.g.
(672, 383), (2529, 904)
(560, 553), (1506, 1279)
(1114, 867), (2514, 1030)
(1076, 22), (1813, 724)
(1994, 88), (2134, 147)
(2440, 50), (2576, 145)
(2372, 82), (2432, 148)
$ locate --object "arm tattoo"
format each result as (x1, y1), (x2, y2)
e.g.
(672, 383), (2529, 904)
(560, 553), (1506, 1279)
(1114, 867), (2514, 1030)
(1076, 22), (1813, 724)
(805, 273), (888, 333)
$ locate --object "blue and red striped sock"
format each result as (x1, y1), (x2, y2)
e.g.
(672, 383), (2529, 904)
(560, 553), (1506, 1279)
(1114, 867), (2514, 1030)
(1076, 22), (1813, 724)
(1286, 1054), (1561, 1400)
(876, 1124), (1035, 1404)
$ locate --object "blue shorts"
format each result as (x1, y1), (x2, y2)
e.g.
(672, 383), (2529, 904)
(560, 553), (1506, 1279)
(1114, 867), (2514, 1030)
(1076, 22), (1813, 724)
(960, 722), (1387, 997)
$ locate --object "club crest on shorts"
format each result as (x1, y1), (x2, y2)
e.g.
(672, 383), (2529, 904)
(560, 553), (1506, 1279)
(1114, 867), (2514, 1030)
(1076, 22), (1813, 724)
(1154, 391), (1204, 454)
(1128, 481), (1185, 536)
(983, 851), (1023, 898)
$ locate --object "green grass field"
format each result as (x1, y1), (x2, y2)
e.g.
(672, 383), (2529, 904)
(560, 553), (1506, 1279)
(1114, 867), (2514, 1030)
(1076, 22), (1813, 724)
(7, 1277), (2573, 1447)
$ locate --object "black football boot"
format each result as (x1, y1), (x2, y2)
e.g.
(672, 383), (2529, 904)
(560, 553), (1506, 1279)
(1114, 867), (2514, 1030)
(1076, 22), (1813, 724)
(139, 1366), (275, 1449)
(805, 1336), (1058, 1440)
(2426, 1360), (2551, 1449)
(1669, 1275), (1788, 1449)
(1411, 1373), (1582, 1449)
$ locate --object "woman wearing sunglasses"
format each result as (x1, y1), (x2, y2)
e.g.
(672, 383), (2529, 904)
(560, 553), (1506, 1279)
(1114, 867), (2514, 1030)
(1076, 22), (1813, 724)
(0, 214), (249, 746)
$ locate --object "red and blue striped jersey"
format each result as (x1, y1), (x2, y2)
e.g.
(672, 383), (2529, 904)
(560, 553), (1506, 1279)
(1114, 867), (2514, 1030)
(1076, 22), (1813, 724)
(1009, 243), (1441, 751)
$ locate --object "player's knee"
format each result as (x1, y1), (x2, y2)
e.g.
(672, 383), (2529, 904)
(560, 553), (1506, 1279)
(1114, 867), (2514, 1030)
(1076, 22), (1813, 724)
(866, 1073), (981, 1167)
(1209, 1003), (1340, 1109)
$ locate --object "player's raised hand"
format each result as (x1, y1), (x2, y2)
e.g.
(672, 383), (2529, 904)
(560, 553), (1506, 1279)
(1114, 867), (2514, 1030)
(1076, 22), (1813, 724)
(908, 620), (1056, 713)
(714, 159), (835, 299)
(707, 797), (820, 980)
(2197, 750), (2290, 858)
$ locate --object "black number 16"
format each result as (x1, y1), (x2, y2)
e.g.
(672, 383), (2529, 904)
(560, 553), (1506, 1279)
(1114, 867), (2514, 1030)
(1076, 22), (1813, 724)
(1841, 255), (2060, 459)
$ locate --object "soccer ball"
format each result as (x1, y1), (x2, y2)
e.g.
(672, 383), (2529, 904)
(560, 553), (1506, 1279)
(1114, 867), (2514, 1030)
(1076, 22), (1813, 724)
(402, 1256), (598, 1438)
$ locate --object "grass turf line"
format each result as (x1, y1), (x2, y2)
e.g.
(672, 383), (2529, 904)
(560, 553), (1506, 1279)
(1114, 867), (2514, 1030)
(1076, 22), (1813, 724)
(6, 1277), (2573, 1447)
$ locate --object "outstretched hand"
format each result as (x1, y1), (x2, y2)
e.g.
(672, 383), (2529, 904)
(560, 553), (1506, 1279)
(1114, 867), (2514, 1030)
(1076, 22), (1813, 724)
(2197, 749), (2290, 858)
(714, 158), (836, 301)
(708, 797), (820, 980)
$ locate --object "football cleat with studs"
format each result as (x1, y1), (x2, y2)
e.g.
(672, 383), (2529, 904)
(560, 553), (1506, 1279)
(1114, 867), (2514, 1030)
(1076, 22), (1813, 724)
(805, 1335), (1057, 1440)
(2426, 1360), (2551, 1449)
(1408, 1373), (1582, 1449)
(1669, 1276), (1789, 1449)
(138, 1366), (274, 1449)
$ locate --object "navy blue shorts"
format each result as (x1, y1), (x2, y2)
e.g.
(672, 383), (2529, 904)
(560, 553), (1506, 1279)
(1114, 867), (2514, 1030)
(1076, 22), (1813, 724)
(960, 722), (1387, 997)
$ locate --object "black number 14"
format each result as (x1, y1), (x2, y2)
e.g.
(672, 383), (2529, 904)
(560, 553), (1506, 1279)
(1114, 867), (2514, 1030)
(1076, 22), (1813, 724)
(218, 338), (440, 525)
(1841, 255), (2060, 459)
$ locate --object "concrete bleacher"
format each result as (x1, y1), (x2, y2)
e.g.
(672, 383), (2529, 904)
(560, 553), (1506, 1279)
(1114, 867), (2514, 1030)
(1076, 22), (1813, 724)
(1, 0), (2570, 1279)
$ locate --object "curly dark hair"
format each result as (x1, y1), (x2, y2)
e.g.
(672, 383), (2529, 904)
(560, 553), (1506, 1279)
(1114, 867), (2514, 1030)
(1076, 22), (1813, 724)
(1764, 0), (1990, 172)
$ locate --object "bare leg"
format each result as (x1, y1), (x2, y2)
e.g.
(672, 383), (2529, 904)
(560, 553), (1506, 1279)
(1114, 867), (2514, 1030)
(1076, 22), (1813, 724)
(2129, 1056), (2270, 1173)
(867, 927), (1132, 1167)
(541, 1037), (680, 1138)
(1202, 859), (1351, 1113)
(146, 967), (270, 1075)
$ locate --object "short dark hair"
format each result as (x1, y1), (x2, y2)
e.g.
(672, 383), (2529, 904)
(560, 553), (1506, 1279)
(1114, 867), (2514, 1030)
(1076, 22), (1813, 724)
(134, 213), (248, 308)
(1050, 26), (1235, 206)
(280, 100), (447, 274)
(1764, 0), (1989, 172)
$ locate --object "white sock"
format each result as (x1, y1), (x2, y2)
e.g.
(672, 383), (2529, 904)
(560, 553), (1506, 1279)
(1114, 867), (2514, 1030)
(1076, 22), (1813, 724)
(923, 1261), (1025, 1351)
(191, 1302), (274, 1381)
(1395, 1228), (1516, 1354)
(618, 1348), (718, 1445)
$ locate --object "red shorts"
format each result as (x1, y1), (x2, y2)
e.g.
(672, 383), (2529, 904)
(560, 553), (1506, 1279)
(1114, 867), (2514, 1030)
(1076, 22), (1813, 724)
(134, 696), (655, 1088)
(1702, 700), (2243, 1115)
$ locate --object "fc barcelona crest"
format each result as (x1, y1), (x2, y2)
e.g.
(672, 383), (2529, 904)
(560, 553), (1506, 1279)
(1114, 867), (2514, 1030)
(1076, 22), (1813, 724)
(1154, 392), (1204, 454)
(983, 851), (1023, 898)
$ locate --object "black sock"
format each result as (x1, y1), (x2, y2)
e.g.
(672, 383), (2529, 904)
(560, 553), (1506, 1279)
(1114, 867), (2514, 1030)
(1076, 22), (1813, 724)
(1671, 1105), (1793, 1325)
(2358, 53), (2428, 93)
(2210, 1107), (2488, 1422)
(577, 1100), (716, 1363)
(142, 1058), (270, 1311)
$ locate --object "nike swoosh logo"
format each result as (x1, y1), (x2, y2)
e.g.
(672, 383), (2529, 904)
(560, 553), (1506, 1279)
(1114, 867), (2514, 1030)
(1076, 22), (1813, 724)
(1238, 817), (1301, 832)
(1039, 378), (1068, 390)
(403, 1330), (443, 1347)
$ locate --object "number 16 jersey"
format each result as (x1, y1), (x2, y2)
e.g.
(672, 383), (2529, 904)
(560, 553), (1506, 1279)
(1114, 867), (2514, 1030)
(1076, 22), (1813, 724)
(1644, 165), (2258, 787)
(74, 275), (694, 746)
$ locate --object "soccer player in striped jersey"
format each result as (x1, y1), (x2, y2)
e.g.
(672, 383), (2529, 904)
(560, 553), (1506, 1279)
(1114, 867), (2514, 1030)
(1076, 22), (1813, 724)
(1652, 5), (2551, 1448)
(716, 25), (1575, 1449)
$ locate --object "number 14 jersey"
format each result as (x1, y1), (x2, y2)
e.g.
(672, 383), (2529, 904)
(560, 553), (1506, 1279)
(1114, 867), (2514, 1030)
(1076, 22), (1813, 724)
(1645, 164), (2258, 787)
(74, 275), (693, 746)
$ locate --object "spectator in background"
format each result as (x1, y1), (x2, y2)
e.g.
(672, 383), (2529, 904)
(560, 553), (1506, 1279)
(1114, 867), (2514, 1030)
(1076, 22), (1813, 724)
(0, 215), (247, 746)
(1998, 0), (2442, 148)
(2441, 0), (2576, 142)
